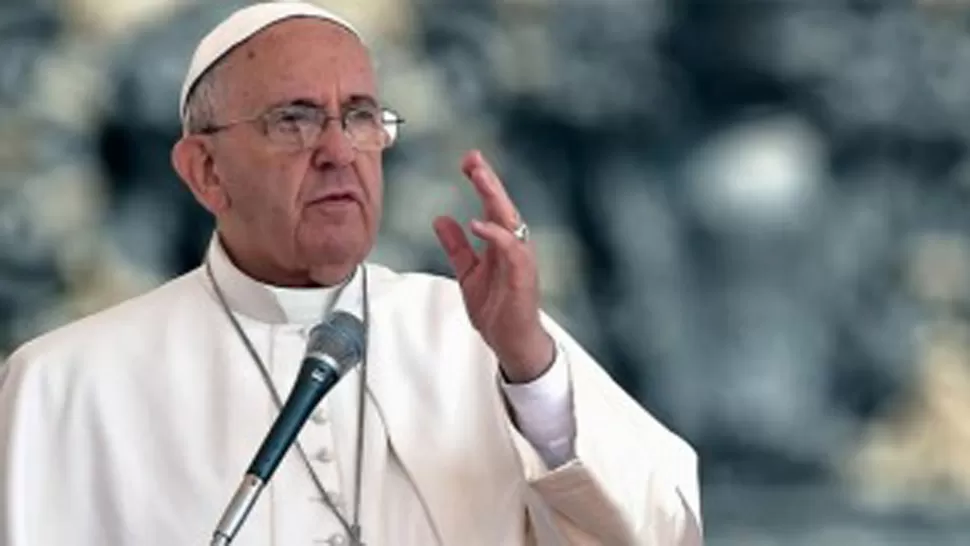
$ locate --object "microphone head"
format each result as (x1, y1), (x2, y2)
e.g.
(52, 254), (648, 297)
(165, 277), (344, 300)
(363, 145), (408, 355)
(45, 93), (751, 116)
(306, 311), (366, 376)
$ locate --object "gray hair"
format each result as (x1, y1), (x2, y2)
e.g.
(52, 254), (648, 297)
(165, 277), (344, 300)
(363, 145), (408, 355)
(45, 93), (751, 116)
(182, 59), (227, 134)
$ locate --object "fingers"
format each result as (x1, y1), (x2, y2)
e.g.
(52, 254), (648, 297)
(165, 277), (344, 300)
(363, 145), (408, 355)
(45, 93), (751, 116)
(462, 150), (519, 229)
(433, 216), (478, 281)
(468, 219), (534, 289)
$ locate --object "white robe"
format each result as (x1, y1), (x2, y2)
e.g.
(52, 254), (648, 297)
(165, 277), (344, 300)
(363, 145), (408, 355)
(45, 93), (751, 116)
(0, 239), (702, 546)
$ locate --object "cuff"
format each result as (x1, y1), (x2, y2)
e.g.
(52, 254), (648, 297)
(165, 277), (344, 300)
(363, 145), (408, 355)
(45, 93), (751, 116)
(500, 343), (577, 468)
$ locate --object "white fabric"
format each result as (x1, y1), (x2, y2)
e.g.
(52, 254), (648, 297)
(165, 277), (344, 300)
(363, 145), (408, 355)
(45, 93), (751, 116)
(500, 348), (576, 468)
(0, 237), (703, 545)
(179, 1), (363, 122)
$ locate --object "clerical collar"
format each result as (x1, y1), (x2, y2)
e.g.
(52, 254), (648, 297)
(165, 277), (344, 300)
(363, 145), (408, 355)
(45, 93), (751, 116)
(205, 235), (357, 326)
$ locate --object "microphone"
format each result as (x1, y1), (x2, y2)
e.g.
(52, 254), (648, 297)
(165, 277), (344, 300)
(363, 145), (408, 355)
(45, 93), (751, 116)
(211, 311), (366, 546)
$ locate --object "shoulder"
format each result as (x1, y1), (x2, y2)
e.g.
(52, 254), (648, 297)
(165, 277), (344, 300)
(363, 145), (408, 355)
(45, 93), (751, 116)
(4, 269), (207, 375)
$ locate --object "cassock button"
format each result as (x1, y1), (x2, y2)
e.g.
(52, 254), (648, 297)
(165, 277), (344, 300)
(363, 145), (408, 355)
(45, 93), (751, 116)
(310, 490), (344, 508)
(313, 535), (346, 546)
(315, 446), (333, 463)
(327, 491), (345, 509)
(311, 407), (328, 425)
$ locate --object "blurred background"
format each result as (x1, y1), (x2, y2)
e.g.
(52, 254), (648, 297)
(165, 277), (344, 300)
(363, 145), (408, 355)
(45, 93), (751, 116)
(3, 0), (970, 543)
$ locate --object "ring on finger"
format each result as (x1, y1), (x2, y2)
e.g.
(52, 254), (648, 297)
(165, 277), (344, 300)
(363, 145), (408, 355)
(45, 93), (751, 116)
(512, 222), (530, 243)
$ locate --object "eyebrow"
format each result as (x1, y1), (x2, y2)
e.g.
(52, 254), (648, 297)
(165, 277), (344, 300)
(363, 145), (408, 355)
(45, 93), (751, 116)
(269, 94), (379, 111)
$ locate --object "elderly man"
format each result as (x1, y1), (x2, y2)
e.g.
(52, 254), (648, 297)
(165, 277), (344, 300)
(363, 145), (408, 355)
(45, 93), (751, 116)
(0, 2), (701, 545)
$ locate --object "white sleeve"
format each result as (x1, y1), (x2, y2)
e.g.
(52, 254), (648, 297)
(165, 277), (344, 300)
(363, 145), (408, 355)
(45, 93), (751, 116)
(499, 344), (576, 469)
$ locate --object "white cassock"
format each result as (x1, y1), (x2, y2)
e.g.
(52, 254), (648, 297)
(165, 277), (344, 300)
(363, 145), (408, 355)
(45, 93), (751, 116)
(0, 237), (702, 546)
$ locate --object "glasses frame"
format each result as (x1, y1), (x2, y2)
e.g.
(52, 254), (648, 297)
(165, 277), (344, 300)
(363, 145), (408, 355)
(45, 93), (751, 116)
(195, 103), (405, 151)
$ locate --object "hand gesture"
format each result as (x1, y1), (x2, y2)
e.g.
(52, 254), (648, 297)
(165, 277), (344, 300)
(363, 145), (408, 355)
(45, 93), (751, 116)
(433, 151), (555, 383)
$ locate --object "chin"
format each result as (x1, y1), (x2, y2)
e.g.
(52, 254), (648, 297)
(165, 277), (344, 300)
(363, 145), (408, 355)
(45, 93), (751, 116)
(297, 230), (369, 270)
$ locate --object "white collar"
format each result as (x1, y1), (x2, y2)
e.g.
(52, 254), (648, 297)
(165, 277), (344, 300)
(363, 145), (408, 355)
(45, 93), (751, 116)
(205, 235), (358, 326)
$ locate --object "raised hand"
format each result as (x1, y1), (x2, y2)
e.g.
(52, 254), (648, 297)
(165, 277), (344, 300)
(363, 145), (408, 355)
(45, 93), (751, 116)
(433, 150), (555, 383)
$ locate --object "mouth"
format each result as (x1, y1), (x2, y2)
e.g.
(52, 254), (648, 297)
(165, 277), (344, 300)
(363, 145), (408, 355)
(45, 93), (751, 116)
(308, 192), (360, 206)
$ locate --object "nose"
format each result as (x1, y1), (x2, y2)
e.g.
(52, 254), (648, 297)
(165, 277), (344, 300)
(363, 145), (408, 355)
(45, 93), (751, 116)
(310, 119), (355, 169)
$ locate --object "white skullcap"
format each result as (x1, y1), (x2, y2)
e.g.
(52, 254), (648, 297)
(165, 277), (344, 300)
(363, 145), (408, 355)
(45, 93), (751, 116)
(179, 1), (363, 124)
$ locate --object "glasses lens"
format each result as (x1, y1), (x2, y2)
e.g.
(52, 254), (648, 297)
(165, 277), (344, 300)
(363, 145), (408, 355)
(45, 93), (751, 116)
(265, 106), (323, 149)
(345, 107), (386, 151)
(381, 109), (401, 147)
(260, 104), (401, 151)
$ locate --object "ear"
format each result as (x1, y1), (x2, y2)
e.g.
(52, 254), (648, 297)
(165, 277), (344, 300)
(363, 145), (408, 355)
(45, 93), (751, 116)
(171, 135), (230, 214)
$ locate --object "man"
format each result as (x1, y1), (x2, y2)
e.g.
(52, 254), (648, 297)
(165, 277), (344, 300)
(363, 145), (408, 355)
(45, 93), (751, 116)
(0, 2), (701, 545)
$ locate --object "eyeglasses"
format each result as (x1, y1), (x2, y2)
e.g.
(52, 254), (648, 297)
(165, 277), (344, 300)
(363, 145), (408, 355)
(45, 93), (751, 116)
(196, 102), (405, 152)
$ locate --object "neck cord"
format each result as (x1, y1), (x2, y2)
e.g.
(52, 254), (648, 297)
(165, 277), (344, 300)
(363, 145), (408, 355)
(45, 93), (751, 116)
(205, 259), (368, 545)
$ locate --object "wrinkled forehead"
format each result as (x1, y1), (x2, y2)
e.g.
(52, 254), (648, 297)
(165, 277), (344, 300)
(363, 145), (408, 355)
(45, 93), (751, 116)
(221, 19), (377, 110)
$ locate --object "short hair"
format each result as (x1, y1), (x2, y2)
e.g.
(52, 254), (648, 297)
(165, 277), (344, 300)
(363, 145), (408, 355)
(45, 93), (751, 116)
(182, 59), (226, 134)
